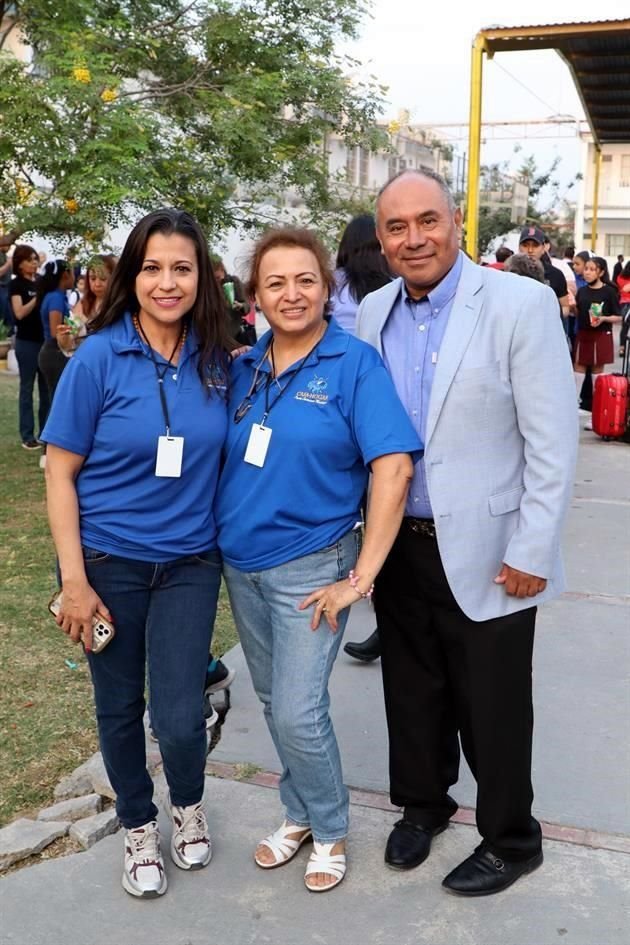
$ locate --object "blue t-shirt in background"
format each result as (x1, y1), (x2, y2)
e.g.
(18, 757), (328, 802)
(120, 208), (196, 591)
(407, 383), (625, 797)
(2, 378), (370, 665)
(41, 313), (228, 561)
(216, 316), (422, 572)
(40, 289), (69, 341)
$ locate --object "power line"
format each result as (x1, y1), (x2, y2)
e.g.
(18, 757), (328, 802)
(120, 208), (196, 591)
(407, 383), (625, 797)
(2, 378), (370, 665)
(489, 58), (579, 122)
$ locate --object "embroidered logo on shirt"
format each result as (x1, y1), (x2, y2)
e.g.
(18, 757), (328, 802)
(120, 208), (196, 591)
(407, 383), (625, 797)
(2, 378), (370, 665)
(295, 374), (328, 404)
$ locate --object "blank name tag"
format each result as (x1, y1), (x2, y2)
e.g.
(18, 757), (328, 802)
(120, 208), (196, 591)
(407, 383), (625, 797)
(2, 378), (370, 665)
(244, 423), (272, 467)
(155, 436), (184, 477)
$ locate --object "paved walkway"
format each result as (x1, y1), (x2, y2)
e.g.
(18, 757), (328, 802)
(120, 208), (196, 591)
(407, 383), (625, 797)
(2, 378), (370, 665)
(1, 427), (628, 945)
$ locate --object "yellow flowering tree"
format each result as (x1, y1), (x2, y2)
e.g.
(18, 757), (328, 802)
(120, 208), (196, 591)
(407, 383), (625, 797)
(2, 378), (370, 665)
(0, 0), (386, 247)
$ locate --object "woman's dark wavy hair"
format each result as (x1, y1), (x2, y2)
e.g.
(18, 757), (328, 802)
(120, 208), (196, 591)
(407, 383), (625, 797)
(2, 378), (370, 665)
(89, 209), (232, 393)
(12, 244), (38, 276)
(36, 259), (70, 306)
(335, 213), (391, 303)
(621, 260), (630, 279)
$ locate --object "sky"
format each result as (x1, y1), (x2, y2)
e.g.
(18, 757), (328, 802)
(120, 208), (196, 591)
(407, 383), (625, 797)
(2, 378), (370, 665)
(342, 0), (627, 202)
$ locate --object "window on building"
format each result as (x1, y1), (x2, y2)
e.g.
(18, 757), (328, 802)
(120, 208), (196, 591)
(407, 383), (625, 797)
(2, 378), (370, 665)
(606, 234), (630, 256)
(620, 154), (630, 187)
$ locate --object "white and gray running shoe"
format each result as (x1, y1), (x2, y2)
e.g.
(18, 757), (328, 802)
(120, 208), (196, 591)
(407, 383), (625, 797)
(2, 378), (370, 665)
(122, 820), (167, 898)
(170, 801), (212, 870)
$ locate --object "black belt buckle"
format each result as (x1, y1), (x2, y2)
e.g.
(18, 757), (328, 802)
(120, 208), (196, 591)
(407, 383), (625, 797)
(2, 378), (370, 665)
(405, 517), (437, 538)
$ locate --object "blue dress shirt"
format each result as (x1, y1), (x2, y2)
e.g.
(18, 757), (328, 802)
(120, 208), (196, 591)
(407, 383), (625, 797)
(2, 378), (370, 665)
(382, 252), (463, 518)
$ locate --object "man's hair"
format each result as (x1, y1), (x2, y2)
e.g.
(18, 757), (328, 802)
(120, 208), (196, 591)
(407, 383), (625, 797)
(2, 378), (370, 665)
(376, 168), (456, 214)
(495, 246), (513, 263)
(504, 253), (545, 283)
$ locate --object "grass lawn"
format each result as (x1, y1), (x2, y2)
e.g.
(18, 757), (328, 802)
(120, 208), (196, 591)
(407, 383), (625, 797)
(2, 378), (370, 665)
(0, 371), (237, 827)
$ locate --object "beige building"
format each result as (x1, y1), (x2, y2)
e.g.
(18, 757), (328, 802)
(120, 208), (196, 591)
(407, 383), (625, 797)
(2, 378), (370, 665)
(576, 139), (630, 259)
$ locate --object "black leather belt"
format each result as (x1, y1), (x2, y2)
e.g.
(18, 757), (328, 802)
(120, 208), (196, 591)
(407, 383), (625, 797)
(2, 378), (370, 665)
(404, 517), (437, 538)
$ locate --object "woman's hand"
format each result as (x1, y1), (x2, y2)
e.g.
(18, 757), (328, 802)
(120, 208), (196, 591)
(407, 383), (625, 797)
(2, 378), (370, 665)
(56, 324), (75, 353)
(299, 580), (361, 633)
(56, 580), (113, 652)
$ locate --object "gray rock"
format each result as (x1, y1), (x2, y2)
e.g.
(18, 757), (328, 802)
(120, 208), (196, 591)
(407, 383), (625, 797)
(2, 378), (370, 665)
(38, 794), (102, 824)
(69, 810), (120, 850)
(53, 757), (95, 800)
(84, 753), (115, 800)
(0, 819), (70, 871)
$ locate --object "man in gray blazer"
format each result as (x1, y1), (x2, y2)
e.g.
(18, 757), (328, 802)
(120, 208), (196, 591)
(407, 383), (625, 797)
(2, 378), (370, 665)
(356, 169), (578, 896)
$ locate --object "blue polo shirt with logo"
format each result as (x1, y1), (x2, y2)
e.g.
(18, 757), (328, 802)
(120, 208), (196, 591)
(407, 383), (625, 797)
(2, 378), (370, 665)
(41, 312), (228, 561)
(216, 316), (422, 571)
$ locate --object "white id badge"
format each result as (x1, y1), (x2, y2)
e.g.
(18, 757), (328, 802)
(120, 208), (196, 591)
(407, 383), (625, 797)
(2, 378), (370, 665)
(244, 423), (272, 467)
(155, 436), (184, 477)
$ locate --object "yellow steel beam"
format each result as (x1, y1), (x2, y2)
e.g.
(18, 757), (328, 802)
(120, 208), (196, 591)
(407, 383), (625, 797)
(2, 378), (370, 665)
(591, 146), (602, 252)
(465, 34), (486, 259)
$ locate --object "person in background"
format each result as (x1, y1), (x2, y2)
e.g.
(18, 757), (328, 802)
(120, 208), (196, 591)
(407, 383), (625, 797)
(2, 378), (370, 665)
(487, 246), (513, 271)
(0, 234), (14, 331)
(519, 227), (570, 320)
(330, 213), (392, 334)
(67, 272), (85, 311)
(572, 251), (590, 290)
(503, 253), (545, 283)
(9, 245), (50, 451)
(42, 208), (233, 900)
(73, 254), (117, 322)
(574, 256), (622, 430)
(357, 169), (577, 897)
(612, 254), (624, 284)
(216, 227), (420, 893)
(211, 255), (255, 345)
(615, 260), (630, 358)
(38, 259), (75, 400)
(545, 240), (576, 296)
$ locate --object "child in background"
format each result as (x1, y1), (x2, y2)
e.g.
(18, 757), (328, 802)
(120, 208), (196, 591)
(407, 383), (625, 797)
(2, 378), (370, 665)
(574, 257), (622, 429)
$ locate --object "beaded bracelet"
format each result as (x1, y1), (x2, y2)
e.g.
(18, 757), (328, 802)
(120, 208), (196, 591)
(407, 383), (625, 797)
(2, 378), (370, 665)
(348, 569), (375, 600)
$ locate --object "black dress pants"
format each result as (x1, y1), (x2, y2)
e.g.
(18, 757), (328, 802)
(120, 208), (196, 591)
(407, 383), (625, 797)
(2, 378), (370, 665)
(375, 522), (542, 861)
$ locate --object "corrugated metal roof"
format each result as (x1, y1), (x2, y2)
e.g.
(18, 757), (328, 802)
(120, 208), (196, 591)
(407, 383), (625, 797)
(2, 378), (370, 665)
(478, 19), (630, 144)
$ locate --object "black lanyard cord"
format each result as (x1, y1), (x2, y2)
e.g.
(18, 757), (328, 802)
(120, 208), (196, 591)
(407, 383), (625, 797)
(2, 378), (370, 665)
(260, 333), (324, 424)
(135, 318), (184, 436)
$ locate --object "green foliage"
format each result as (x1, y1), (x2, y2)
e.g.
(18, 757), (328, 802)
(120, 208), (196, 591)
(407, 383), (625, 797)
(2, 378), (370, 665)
(477, 205), (513, 256)
(0, 0), (385, 248)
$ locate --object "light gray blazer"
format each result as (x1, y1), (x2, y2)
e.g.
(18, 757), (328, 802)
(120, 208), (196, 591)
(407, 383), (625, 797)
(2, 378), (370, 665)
(356, 253), (578, 622)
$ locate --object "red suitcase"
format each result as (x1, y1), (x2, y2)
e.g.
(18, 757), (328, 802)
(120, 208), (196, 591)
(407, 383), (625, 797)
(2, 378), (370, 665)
(592, 372), (629, 439)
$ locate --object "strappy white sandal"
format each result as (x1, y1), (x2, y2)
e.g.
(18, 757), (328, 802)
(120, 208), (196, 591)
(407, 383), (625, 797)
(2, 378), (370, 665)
(304, 841), (347, 892)
(254, 821), (312, 869)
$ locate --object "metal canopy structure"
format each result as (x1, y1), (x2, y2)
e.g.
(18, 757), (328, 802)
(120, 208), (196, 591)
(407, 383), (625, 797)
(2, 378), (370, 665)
(465, 18), (630, 256)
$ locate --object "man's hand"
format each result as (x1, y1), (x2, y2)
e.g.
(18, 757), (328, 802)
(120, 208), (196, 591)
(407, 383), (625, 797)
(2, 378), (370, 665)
(494, 564), (547, 599)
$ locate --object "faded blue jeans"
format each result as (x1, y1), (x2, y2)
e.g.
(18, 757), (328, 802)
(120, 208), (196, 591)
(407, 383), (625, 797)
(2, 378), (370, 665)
(223, 528), (360, 843)
(83, 546), (221, 828)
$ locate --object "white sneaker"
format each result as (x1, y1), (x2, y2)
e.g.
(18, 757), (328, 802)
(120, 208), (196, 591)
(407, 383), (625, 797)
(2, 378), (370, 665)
(170, 801), (212, 870)
(122, 820), (167, 898)
(39, 454), (46, 469)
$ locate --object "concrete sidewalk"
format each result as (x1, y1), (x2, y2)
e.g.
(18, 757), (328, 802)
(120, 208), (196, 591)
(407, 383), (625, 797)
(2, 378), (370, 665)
(1, 428), (628, 945)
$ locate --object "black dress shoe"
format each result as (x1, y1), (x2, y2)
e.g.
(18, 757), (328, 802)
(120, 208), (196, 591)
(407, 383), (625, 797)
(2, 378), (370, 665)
(343, 628), (380, 662)
(385, 819), (448, 870)
(442, 847), (543, 896)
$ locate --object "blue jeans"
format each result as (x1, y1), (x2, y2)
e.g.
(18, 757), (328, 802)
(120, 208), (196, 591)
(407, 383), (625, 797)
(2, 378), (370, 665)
(0, 286), (13, 330)
(223, 528), (360, 842)
(14, 337), (50, 442)
(82, 546), (221, 828)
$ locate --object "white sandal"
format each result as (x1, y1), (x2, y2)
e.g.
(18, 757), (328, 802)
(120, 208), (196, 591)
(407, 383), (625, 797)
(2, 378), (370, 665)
(304, 841), (347, 892)
(254, 821), (312, 869)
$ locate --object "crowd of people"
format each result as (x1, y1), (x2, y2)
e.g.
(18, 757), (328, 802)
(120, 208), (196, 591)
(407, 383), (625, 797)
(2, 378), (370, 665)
(483, 235), (628, 428)
(3, 169), (611, 904)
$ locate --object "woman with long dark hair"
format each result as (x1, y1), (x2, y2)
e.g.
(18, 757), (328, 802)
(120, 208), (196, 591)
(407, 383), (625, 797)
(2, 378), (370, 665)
(42, 209), (232, 900)
(330, 213), (391, 334)
(9, 245), (50, 450)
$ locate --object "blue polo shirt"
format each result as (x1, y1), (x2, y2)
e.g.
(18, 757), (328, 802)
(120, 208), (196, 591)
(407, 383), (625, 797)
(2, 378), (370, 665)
(41, 289), (69, 341)
(41, 312), (228, 561)
(216, 316), (422, 571)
